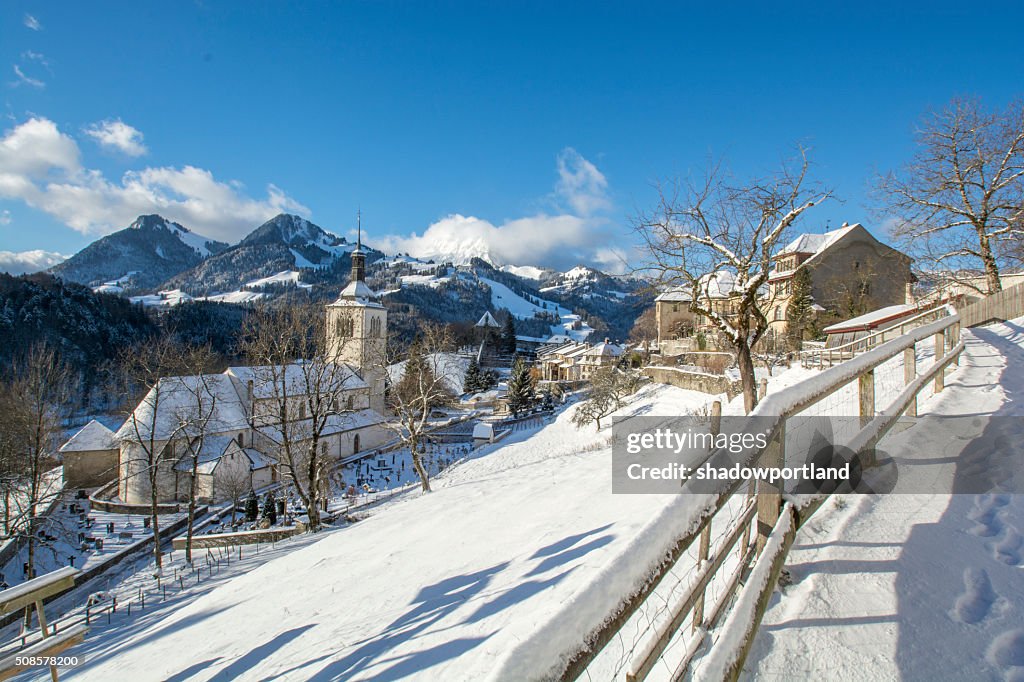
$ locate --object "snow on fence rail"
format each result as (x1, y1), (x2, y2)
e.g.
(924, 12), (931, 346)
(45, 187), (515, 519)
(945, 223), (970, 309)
(0, 567), (86, 681)
(799, 304), (952, 368)
(537, 311), (963, 682)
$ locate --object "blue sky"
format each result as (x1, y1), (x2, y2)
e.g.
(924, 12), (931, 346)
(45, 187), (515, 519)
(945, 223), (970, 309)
(1, 1), (1023, 273)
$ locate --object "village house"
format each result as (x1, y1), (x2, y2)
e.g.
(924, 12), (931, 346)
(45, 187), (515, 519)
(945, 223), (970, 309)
(652, 223), (915, 354)
(654, 271), (742, 355)
(59, 419), (119, 488)
(536, 338), (625, 383)
(72, 232), (393, 507)
(765, 223), (914, 336)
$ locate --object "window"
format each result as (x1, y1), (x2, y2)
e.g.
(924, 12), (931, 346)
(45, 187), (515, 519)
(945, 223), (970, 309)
(672, 303), (679, 313)
(370, 316), (382, 338)
(299, 402), (306, 420)
(854, 261), (861, 270)
(336, 316), (354, 337)
(775, 306), (785, 321)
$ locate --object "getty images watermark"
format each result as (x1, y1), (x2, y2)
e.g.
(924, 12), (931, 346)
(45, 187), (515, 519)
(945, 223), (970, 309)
(612, 415), (1024, 495)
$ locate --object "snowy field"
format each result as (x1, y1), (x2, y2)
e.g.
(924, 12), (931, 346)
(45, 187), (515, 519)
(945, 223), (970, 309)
(49, 383), (721, 681)
(741, 319), (1024, 682)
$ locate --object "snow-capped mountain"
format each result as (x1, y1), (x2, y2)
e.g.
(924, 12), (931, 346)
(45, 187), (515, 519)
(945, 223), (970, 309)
(406, 233), (497, 266)
(48, 215), (229, 292)
(161, 214), (377, 295)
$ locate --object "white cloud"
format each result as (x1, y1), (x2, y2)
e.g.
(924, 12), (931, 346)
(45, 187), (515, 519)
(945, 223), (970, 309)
(0, 209), (10, 225)
(23, 14), (42, 31)
(0, 249), (67, 275)
(12, 64), (45, 89)
(376, 147), (617, 271)
(85, 119), (147, 156)
(0, 117), (308, 243)
(0, 117), (79, 176)
(554, 147), (610, 216)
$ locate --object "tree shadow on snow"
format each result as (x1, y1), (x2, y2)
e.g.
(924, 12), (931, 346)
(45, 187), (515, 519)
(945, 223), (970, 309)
(289, 563), (509, 681)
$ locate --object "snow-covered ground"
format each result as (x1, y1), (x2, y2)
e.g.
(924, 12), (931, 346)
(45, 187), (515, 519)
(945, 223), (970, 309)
(386, 352), (471, 396)
(741, 319), (1024, 682)
(55, 383), (720, 681)
(244, 270), (311, 290)
(477, 275), (593, 341)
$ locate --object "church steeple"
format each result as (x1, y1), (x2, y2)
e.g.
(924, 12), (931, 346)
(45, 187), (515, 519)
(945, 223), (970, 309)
(351, 209), (366, 283)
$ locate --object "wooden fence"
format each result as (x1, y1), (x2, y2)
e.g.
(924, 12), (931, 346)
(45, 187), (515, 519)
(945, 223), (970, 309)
(551, 312), (963, 681)
(958, 281), (1024, 327)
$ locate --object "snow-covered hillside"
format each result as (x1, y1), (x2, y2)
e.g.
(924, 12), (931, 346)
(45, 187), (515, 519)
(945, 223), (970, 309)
(61, 383), (722, 682)
(478, 275), (594, 341)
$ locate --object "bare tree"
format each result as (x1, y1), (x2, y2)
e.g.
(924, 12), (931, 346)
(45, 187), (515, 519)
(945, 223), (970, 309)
(384, 324), (456, 493)
(217, 460), (252, 526)
(636, 151), (829, 412)
(172, 345), (221, 565)
(877, 97), (1024, 295)
(1, 345), (69, 627)
(120, 335), (192, 572)
(572, 366), (645, 430)
(239, 304), (358, 532)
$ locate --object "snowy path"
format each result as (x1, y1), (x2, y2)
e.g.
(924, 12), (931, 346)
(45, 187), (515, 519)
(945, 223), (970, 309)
(743, 320), (1024, 682)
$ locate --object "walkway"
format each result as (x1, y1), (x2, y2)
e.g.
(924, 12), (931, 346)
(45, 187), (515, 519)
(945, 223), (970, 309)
(743, 321), (1024, 681)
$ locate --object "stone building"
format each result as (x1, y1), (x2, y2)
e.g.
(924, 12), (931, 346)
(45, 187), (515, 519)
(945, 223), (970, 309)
(98, 226), (391, 507)
(765, 223), (914, 336)
(59, 420), (119, 488)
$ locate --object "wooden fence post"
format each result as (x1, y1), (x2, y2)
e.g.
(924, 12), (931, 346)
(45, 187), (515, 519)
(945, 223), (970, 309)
(692, 400), (722, 633)
(953, 321), (960, 366)
(934, 332), (945, 393)
(756, 420), (785, 554)
(757, 378), (768, 402)
(858, 369), (875, 428)
(903, 346), (917, 417)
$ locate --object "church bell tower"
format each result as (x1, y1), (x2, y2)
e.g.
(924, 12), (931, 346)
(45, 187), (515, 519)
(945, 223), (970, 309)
(326, 212), (388, 414)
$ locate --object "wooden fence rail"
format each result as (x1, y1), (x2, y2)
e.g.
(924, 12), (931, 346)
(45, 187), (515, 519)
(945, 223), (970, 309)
(553, 311), (962, 681)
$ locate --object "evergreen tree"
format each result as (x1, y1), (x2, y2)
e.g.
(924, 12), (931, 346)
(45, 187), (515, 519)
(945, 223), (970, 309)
(245, 489), (259, 522)
(500, 315), (517, 355)
(262, 490), (278, 525)
(786, 266), (814, 349)
(463, 356), (482, 393)
(507, 355), (535, 417)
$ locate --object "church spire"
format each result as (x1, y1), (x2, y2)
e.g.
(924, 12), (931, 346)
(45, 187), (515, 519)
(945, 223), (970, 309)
(351, 209), (366, 283)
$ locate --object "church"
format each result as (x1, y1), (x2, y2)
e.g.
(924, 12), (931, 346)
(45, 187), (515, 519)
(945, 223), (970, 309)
(95, 232), (392, 507)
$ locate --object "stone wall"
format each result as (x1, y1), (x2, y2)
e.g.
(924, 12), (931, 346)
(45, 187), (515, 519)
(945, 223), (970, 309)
(643, 366), (742, 400)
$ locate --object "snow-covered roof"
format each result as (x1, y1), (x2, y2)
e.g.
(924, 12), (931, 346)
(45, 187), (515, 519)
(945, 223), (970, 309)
(330, 280), (384, 308)
(257, 408), (385, 444)
(60, 420), (116, 452)
(656, 271), (741, 302)
(584, 341), (624, 358)
(241, 448), (276, 470)
(778, 224), (857, 257)
(115, 374), (249, 442)
(475, 311), (501, 328)
(174, 439), (277, 474)
(172, 435), (236, 473)
(822, 304), (918, 334)
(227, 363), (367, 400)
(472, 423), (495, 439)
